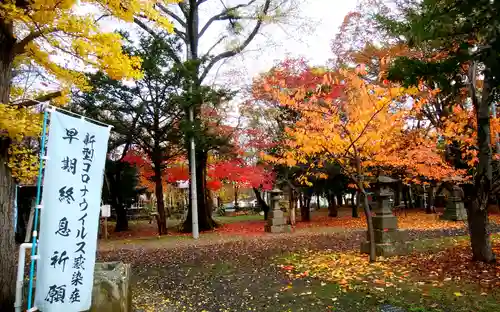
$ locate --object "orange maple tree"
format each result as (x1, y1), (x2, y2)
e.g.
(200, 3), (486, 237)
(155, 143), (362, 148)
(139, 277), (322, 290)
(259, 59), (462, 260)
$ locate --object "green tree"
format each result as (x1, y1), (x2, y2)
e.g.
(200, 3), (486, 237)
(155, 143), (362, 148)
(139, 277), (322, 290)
(134, 0), (301, 231)
(377, 0), (500, 262)
(102, 158), (143, 218)
(72, 36), (185, 235)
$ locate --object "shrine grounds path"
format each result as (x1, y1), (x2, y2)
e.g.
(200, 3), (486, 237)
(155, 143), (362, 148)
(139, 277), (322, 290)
(98, 211), (500, 312)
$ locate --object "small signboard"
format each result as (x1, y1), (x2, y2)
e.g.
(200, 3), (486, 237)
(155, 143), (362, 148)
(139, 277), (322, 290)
(101, 205), (111, 218)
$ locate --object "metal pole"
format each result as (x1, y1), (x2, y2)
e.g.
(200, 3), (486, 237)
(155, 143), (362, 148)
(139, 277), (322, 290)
(15, 243), (32, 312)
(27, 109), (49, 310)
(186, 35), (199, 239)
(14, 184), (18, 232)
(189, 107), (199, 239)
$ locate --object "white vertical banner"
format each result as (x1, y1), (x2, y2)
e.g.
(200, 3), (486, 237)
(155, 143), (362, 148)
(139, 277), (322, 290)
(35, 111), (110, 311)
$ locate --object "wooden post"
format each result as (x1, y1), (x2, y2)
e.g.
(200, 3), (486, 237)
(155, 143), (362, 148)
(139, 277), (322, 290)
(24, 205), (34, 243)
(104, 217), (108, 240)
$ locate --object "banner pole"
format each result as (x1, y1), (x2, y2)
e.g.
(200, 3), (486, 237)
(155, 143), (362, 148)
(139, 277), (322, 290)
(14, 184), (18, 233)
(26, 108), (50, 310)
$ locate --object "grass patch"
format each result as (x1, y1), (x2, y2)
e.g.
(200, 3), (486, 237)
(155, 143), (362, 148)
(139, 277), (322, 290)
(215, 214), (263, 223)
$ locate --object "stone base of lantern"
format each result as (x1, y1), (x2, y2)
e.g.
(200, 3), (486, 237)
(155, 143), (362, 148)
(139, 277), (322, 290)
(440, 200), (467, 221)
(361, 229), (413, 257)
(265, 224), (292, 233)
(264, 207), (291, 233)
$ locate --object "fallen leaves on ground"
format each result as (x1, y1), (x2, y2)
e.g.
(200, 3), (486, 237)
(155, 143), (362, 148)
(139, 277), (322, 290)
(279, 236), (500, 292)
(98, 226), (500, 312)
(105, 210), (500, 243)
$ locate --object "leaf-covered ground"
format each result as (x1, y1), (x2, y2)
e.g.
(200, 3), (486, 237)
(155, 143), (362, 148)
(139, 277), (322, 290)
(98, 212), (500, 312)
(105, 210), (500, 240)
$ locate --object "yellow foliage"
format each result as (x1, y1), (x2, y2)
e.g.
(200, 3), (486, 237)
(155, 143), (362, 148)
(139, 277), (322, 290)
(0, 104), (41, 141)
(275, 72), (407, 176)
(1, 0), (179, 181)
(8, 143), (39, 184)
(441, 104), (500, 166)
(264, 69), (459, 184)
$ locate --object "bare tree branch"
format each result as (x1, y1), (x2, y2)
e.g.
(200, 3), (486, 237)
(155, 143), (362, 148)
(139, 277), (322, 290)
(178, 1), (189, 19)
(174, 28), (187, 43)
(204, 35), (227, 59)
(134, 17), (182, 65)
(156, 3), (187, 28)
(134, 17), (160, 38)
(199, 0), (259, 38)
(14, 27), (56, 55)
(11, 91), (62, 107)
(200, 0), (271, 82)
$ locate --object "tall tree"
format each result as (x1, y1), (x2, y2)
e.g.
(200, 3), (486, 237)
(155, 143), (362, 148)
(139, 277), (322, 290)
(263, 64), (458, 261)
(134, 0), (300, 231)
(102, 158), (143, 220)
(247, 58), (318, 216)
(72, 36), (185, 235)
(376, 0), (500, 262)
(0, 2), (176, 309)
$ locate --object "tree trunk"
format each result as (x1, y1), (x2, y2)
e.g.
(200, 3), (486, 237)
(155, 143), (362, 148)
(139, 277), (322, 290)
(0, 156), (16, 312)
(0, 42), (13, 103)
(289, 188), (296, 225)
(114, 202), (128, 232)
(360, 185), (376, 262)
(328, 193), (338, 217)
(234, 184), (239, 209)
(316, 193), (321, 210)
(355, 153), (375, 262)
(394, 183), (401, 206)
(402, 185), (408, 209)
(465, 70), (496, 262)
(183, 150), (217, 232)
(336, 194), (343, 206)
(352, 190), (360, 218)
(154, 165), (167, 235)
(300, 193), (311, 221)
(426, 185), (434, 214)
(408, 186), (415, 209)
(0, 40), (16, 311)
(466, 196), (495, 262)
(253, 187), (270, 220)
(106, 165), (128, 232)
(299, 193), (304, 211)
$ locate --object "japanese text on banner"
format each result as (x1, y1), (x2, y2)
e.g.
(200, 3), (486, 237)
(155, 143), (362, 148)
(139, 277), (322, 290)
(35, 111), (110, 311)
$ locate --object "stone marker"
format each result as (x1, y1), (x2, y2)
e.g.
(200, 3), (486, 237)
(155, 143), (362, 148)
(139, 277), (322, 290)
(440, 185), (467, 221)
(22, 262), (131, 311)
(265, 189), (291, 233)
(89, 262), (132, 312)
(361, 184), (412, 257)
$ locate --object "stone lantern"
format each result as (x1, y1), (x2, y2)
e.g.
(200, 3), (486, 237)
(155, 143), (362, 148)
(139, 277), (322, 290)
(264, 189), (291, 233)
(441, 185), (467, 221)
(361, 176), (412, 256)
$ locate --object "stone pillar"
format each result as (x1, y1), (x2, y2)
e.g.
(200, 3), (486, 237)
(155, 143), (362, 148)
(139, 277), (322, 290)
(361, 187), (412, 257)
(265, 189), (291, 233)
(89, 262), (132, 312)
(440, 186), (467, 221)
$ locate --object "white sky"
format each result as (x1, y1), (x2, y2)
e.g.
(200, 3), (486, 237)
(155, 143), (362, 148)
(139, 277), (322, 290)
(39, 1), (356, 117)
(64, 1), (357, 89)
(202, 0), (357, 87)
(190, 0), (358, 124)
